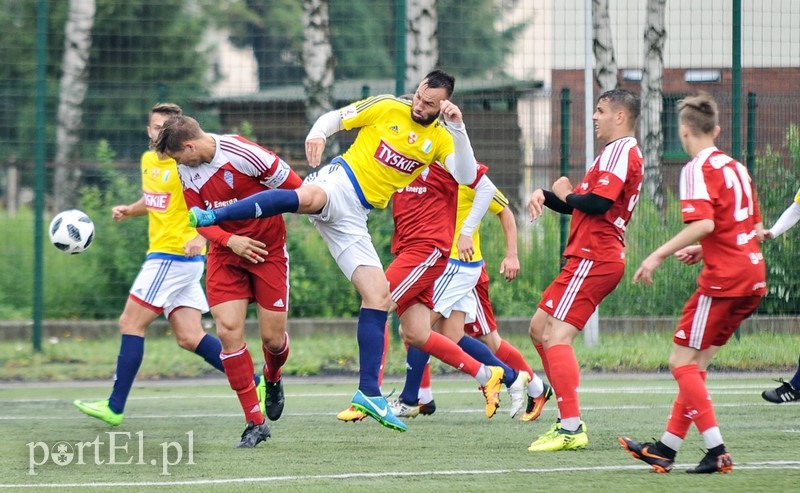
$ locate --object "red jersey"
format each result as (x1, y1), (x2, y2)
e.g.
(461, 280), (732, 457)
(178, 134), (302, 254)
(679, 146), (766, 297)
(391, 162), (488, 254)
(563, 136), (643, 262)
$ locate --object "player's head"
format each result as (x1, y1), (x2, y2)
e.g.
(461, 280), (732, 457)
(677, 92), (721, 155)
(411, 69), (455, 126)
(678, 92), (719, 136)
(154, 115), (206, 166)
(148, 102), (182, 149)
(592, 89), (640, 143)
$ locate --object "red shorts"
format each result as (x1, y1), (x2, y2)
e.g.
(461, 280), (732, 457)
(465, 265), (496, 336)
(386, 246), (448, 316)
(674, 291), (762, 350)
(538, 256), (624, 329)
(205, 248), (289, 311)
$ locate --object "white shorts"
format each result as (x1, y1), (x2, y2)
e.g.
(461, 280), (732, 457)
(129, 254), (209, 318)
(432, 259), (484, 321)
(302, 161), (382, 280)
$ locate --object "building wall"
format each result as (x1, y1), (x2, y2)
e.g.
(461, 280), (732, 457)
(545, 67), (800, 193)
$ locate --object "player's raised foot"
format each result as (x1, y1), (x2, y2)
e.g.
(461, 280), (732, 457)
(528, 423), (588, 452)
(234, 420), (271, 449)
(265, 379), (285, 421)
(188, 206), (216, 228)
(521, 383), (553, 422)
(761, 379), (800, 404)
(507, 371), (531, 418)
(618, 436), (674, 473)
(389, 398), (421, 418)
(686, 450), (733, 474)
(419, 400), (436, 416)
(73, 399), (123, 426)
(351, 390), (408, 432)
(255, 375), (267, 417)
(480, 366), (504, 418)
(337, 405), (367, 422)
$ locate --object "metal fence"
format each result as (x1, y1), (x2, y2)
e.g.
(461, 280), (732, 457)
(0, 0), (798, 327)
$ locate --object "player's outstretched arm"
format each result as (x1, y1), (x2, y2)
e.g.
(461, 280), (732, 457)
(305, 109), (345, 168)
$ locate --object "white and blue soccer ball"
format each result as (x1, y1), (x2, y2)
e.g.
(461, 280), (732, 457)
(49, 209), (95, 254)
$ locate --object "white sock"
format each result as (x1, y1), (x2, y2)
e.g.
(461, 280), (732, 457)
(418, 387), (433, 404)
(701, 426), (724, 450)
(527, 373), (545, 397)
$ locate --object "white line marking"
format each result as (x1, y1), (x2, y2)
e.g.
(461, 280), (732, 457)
(2, 462), (800, 488)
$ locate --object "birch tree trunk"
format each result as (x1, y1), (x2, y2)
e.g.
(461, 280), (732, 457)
(302, 0), (338, 156)
(405, 0), (437, 93)
(53, 0), (96, 212)
(592, 0), (618, 93)
(640, 0), (666, 212)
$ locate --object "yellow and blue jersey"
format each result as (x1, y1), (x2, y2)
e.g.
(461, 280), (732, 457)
(141, 151), (205, 256)
(339, 95), (455, 209)
(449, 185), (509, 262)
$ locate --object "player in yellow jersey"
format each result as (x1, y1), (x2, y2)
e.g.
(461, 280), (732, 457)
(186, 70), (493, 432)
(74, 103), (228, 426)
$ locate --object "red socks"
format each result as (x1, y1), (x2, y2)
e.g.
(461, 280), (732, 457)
(262, 333), (290, 382)
(420, 331), (482, 377)
(545, 344), (580, 419)
(672, 364), (717, 433)
(496, 339), (534, 376)
(221, 345), (264, 425)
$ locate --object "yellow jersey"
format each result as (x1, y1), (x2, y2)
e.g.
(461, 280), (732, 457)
(794, 187), (800, 204)
(141, 151), (205, 256)
(450, 184), (509, 261)
(340, 95), (456, 209)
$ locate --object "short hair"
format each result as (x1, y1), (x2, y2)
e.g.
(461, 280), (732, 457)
(150, 102), (182, 119)
(598, 88), (641, 122)
(423, 70), (456, 98)
(677, 92), (718, 135)
(153, 115), (202, 154)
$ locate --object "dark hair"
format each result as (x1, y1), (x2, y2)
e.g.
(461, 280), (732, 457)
(150, 102), (182, 118)
(677, 91), (718, 135)
(423, 69), (455, 98)
(598, 88), (641, 122)
(153, 115), (202, 154)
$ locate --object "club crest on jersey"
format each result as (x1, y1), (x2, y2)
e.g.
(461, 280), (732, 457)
(374, 140), (424, 174)
(421, 139), (432, 154)
(224, 170), (234, 189)
(408, 131), (418, 144)
(151, 168), (159, 178)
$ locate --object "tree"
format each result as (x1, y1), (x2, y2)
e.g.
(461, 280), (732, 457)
(640, 0), (666, 212)
(405, 0), (438, 91)
(302, 0), (337, 156)
(53, 0), (96, 212)
(220, 0), (304, 88)
(592, 0), (618, 93)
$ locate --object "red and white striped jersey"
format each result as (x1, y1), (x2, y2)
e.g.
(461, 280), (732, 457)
(564, 136), (644, 263)
(679, 146), (766, 296)
(178, 134), (301, 252)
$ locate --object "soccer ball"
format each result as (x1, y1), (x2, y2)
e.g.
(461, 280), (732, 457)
(49, 209), (95, 254)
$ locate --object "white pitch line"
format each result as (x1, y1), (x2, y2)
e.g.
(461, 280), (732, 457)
(2, 462), (800, 489)
(0, 401), (792, 421)
(0, 384), (778, 404)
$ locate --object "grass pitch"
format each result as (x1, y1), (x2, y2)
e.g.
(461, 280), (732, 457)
(1, 374), (798, 492)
